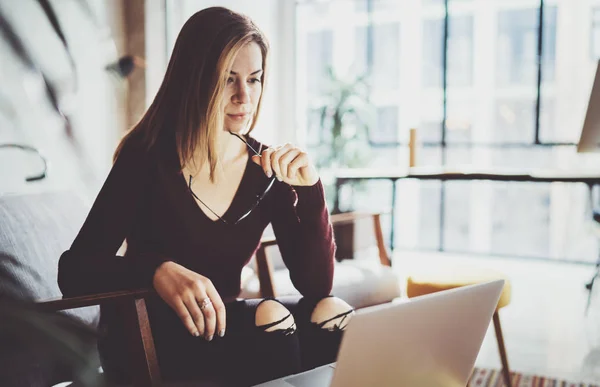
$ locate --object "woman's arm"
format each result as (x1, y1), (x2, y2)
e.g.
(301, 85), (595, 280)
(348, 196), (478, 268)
(268, 179), (335, 298)
(251, 141), (335, 298)
(272, 180), (335, 297)
(58, 141), (171, 297)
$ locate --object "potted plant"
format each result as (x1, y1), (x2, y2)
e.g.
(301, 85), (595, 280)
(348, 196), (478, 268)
(312, 67), (374, 215)
(311, 68), (375, 260)
(314, 67), (373, 170)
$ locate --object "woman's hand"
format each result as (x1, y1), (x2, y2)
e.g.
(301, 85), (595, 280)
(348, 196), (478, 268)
(251, 143), (319, 186)
(153, 261), (226, 340)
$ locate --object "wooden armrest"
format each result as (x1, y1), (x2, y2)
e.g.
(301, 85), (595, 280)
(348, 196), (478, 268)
(330, 211), (389, 225)
(259, 235), (278, 248)
(255, 243), (276, 298)
(37, 288), (159, 386)
(36, 288), (153, 312)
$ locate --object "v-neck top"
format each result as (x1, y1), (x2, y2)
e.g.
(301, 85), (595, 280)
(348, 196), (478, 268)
(57, 135), (335, 301)
(181, 147), (252, 224)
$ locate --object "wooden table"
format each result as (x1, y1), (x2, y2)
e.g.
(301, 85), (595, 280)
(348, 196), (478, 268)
(332, 166), (600, 251)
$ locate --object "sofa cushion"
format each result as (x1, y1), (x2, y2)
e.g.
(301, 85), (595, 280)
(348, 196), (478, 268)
(0, 191), (100, 386)
(0, 191), (99, 325)
(406, 263), (512, 310)
(240, 260), (401, 309)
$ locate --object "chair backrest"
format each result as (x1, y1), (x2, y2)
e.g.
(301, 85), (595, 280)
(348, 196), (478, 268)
(330, 212), (391, 266)
(254, 212), (392, 298)
(259, 212), (391, 270)
(0, 190), (102, 385)
(0, 190), (99, 325)
(260, 212), (391, 270)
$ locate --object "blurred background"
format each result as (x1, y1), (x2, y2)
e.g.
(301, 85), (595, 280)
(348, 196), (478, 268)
(4, 0), (600, 261)
(2, 0), (600, 385)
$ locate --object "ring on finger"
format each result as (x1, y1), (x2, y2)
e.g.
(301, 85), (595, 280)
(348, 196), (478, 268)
(198, 297), (212, 310)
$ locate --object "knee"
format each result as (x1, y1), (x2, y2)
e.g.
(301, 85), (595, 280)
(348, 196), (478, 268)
(255, 300), (296, 334)
(311, 297), (354, 331)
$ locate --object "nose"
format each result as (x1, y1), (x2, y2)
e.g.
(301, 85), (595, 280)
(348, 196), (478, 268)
(233, 81), (250, 104)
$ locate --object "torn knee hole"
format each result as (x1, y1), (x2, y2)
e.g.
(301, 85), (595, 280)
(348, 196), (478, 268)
(258, 314), (297, 336)
(255, 300), (297, 335)
(311, 297), (355, 331)
(314, 309), (354, 331)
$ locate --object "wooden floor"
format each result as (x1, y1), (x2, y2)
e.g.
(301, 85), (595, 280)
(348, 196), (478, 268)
(392, 250), (600, 385)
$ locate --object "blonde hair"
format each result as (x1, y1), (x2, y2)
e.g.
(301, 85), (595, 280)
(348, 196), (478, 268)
(114, 7), (269, 181)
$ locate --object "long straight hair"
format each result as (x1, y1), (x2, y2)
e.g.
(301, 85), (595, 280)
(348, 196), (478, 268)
(114, 7), (269, 181)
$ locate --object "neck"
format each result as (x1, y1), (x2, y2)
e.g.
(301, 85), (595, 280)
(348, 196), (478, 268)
(189, 130), (247, 176)
(215, 130), (247, 164)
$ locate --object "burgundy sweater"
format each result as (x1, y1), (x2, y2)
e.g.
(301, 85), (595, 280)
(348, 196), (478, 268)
(58, 136), (335, 302)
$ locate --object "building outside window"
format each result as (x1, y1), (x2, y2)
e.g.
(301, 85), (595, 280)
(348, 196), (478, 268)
(296, 0), (600, 263)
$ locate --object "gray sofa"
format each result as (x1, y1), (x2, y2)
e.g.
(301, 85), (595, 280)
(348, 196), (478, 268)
(0, 191), (100, 386)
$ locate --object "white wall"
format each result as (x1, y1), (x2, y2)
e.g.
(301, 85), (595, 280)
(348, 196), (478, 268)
(0, 0), (299, 196)
(0, 0), (127, 200)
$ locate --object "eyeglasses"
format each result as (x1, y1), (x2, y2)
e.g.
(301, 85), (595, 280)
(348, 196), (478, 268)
(187, 131), (276, 225)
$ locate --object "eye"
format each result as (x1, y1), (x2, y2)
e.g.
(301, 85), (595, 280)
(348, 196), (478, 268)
(227, 77), (235, 84)
(250, 78), (261, 84)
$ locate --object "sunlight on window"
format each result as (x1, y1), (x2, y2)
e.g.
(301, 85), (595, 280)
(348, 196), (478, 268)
(296, 0), (600, 263)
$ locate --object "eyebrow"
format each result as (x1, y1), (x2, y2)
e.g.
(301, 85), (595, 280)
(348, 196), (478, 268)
(230, 69), (263, 76)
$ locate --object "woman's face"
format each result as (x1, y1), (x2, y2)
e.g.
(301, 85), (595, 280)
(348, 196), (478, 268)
(222, 42), (263, 132)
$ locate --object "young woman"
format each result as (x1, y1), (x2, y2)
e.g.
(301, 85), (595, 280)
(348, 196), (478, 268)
(58, 6), (353, 386)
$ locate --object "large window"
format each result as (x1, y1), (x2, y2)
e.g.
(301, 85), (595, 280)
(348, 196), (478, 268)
(593, 7), (600, 59)
(297, 0), (600, 262)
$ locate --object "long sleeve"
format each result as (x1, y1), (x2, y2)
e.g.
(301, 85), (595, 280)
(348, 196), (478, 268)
(269, 179), (335, 298)
(58, 141), (171, 297)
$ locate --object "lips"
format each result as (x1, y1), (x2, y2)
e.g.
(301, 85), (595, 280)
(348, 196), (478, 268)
(227, 113), (250, 121)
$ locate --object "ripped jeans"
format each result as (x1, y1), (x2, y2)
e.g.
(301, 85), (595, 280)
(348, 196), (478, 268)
(98, 295), (353, 386)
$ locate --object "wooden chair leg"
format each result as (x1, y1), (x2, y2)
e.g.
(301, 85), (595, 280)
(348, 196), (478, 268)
(255, 246), (276, 298)
(492, 311), (512, 387)
(122, 297), (161, 387)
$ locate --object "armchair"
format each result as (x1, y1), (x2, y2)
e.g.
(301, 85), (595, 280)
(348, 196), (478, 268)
(0, 191), (162, 386)
(36, 289), (160, 386)
(241, 212), (401, 309)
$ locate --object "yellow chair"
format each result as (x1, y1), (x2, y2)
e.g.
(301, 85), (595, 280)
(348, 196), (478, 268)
(406, 264), (512, 387)
(406, 129), (513, 386)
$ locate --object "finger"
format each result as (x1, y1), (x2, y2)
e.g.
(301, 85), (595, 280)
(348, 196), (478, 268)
(204, 283), (227, 338)
(251, 154), (261, 166)
(196, 286), (217, 341)
(278, 148), (301, 180)
(183, 294), (205, 336)
(261, 149), (273, 178)
(271, 144), (292, 181)
(288, 153), (309, 180)
(174, 299), (201, 337)
(194, 279), (217, 341)
(200, 300), (217, 341)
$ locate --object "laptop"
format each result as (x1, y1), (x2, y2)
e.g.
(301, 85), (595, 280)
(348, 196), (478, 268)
(578, 59), (600, 153)
(254, 280), (504, 387)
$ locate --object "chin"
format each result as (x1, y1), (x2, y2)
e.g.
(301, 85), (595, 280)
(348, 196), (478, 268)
(224, 120), (249, 133)
(224, 126), (245, 134)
